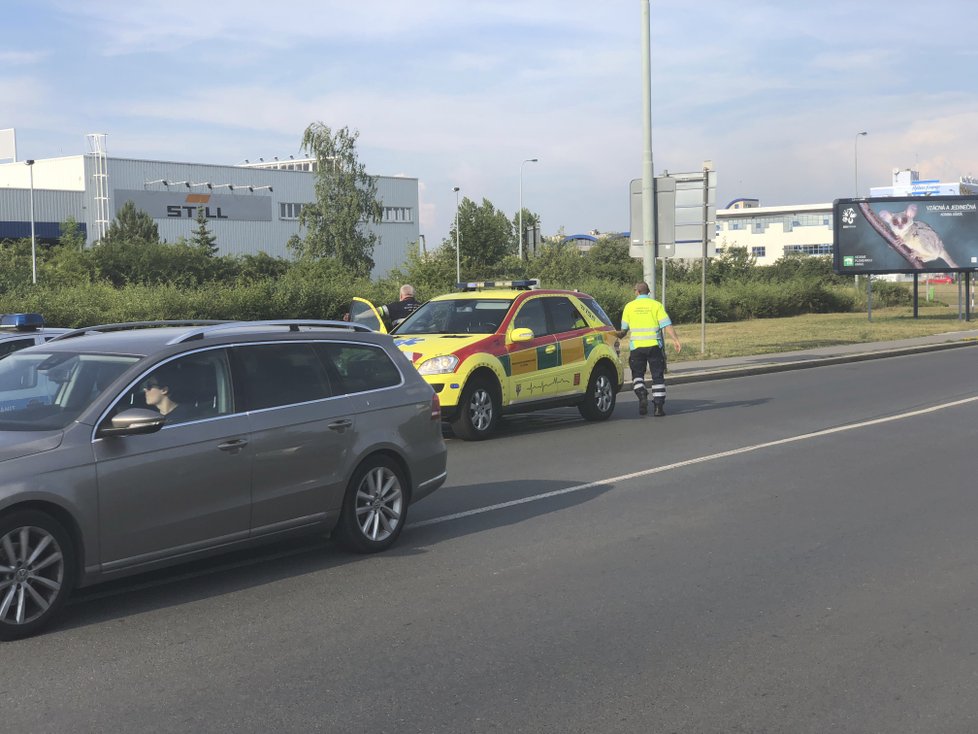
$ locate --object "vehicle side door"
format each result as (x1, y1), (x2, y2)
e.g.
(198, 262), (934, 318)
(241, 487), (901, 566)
(505, 296), (560, 403)
(544, 296), (593, 397)
(231, 342), (357, 533)
(93, 348), (252, 570)
(349, 297), (387, 333)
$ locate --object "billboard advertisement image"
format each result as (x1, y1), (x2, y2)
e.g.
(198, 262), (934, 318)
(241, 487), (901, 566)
(833, 196), (978, 274)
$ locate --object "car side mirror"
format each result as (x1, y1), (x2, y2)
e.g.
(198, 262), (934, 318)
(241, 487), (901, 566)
(510, 327), (534, 342)
(98, 408), (166, 438)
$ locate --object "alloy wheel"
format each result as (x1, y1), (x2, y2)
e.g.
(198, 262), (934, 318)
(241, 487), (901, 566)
(354, 465), (404, 543)
(0, 525), (65, 628)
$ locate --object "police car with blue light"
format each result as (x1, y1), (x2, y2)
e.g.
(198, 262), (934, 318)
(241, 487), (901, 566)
(0, 314), (71, 360)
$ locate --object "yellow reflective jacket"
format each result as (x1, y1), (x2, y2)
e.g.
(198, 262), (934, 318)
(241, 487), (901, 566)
(620, 295), (671, 350)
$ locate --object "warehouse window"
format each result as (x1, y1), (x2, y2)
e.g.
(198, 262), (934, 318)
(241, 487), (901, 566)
(784, 244), (832, 256)
(382, 207), (413, 223)
(280, 203), (304, 220)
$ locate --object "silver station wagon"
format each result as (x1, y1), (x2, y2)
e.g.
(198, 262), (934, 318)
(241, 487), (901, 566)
(0, 320), (447, 640)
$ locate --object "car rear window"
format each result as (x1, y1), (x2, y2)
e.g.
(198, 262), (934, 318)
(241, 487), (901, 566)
(313, 342), (403, 394)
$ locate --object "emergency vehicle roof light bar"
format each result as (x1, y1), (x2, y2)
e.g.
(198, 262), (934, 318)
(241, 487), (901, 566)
(456, 279), (540, 292)
(0, 313), (45, 331)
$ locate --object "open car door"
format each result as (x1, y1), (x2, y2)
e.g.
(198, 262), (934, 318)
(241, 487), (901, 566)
(349, 297), (387, 333)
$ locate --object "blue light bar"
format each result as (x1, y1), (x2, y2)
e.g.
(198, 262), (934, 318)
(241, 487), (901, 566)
(455, 279), (540, 292)
(0, 313), (45, 331)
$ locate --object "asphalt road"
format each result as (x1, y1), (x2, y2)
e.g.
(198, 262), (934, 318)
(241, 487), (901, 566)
(5, 347), (978, 733)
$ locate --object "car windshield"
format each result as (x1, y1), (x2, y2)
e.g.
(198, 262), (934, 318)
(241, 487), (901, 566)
(392, 298), (513, 335)
(0, 351), (140, 431)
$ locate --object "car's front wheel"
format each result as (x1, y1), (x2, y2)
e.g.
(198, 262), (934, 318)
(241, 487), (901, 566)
(335, 456), (408, 554)
(578, 364), (617, 421)
(451, 376), (500, 440)
(0, 510), (76, 641)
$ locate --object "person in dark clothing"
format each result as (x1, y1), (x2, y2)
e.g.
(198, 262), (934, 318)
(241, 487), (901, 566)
(142, 374), (192, 424)
(380, 284), (420, 328)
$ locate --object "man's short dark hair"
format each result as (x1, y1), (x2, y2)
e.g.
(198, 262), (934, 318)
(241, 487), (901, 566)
(635, 282), (650, 295)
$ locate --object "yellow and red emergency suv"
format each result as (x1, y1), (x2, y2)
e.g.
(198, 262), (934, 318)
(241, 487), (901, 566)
(350, 280), (623, 440)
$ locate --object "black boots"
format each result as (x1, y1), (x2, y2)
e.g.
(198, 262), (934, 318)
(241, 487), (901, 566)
(653, 403), (665, 417)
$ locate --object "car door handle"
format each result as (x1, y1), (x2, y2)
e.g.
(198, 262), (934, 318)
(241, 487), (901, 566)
(217, 439), (249, 452)
(328, 419), (353, 432)
(545, 345), (557, 353)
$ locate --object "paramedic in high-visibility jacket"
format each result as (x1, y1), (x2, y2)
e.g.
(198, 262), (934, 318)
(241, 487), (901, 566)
(616, 282), (682, 416)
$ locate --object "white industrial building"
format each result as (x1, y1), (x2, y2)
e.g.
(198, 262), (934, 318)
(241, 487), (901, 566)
(0, 133), (419, 278)
(716, 199), (833, 265)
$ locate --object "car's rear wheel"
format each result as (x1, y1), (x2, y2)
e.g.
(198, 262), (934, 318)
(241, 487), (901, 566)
(0, 510), (76, 641)
(578, 364), (617, 421)
(335, 456), (408, 554)
(451, 376), (499, 440)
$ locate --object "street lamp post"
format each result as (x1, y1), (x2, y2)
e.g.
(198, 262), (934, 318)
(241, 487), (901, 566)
(854, 131), (868, 197)
(25, 159), (37, 284)
(518, 158), (538, 260)
(453, 186), (461, 283)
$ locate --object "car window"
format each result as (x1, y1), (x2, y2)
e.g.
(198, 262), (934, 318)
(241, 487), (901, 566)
(0, 351), (140, 431)
(513, 297), (549, 336)
(0, 337), (35, 359)
(108, 349), (234, 426)
(395, 298), (512, 335)
(235, 343), (331, 411)
(313, 342), (403, 394)
(546, 297), (587, 334)
(577, 297), (613, 327)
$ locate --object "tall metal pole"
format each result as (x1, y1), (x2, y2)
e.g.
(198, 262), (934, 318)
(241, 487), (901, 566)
(701, 162), (711, 353)
(854, 131), (867, 196)
(26, 159), (37, 284)
(453, 186), (461, 283)
(519, 158), (538, 260)
(641, 0), (655, 298)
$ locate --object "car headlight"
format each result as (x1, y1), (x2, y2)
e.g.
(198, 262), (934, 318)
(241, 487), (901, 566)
(417, 355), (459, 375)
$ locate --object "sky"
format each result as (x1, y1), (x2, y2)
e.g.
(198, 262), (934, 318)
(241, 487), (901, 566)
(4, 0), (978, 248)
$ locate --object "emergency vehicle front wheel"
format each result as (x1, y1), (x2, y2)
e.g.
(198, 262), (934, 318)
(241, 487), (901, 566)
(451, 377), (499, 440)
(578, 364), (617, 421)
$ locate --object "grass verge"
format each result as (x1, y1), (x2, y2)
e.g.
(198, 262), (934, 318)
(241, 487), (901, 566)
(665, 302), (976, 362)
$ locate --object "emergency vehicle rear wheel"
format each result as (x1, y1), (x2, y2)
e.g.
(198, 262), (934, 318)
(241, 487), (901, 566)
(578, 364), (617, 421)
(451, 377), (499, 440)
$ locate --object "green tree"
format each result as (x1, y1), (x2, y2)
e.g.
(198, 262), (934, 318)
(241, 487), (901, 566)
(290, 122), (381, 279)
(444, 197), (514, 279)
(189, 207), (218, 255)
(513, 207), (541, 257)
(584, 234), (641, 284)
(40, 219), (95, 287)
(101, 200), (160, 245)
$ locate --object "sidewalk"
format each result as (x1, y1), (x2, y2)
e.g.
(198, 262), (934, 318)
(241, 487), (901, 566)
(624, 326), (978, 386)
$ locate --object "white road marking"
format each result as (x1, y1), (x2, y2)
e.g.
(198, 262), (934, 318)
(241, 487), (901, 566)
(411, 395), (978, 529)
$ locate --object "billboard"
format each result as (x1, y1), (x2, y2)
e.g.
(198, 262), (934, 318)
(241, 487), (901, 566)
(834, 196), (978, 274)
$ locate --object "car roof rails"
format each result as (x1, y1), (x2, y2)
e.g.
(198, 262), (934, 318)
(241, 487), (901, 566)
(47, 320), (231, 342)
(169, 320), (373, 343)
(47, 319), (374, 344)
(455, 279), (540, 292)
